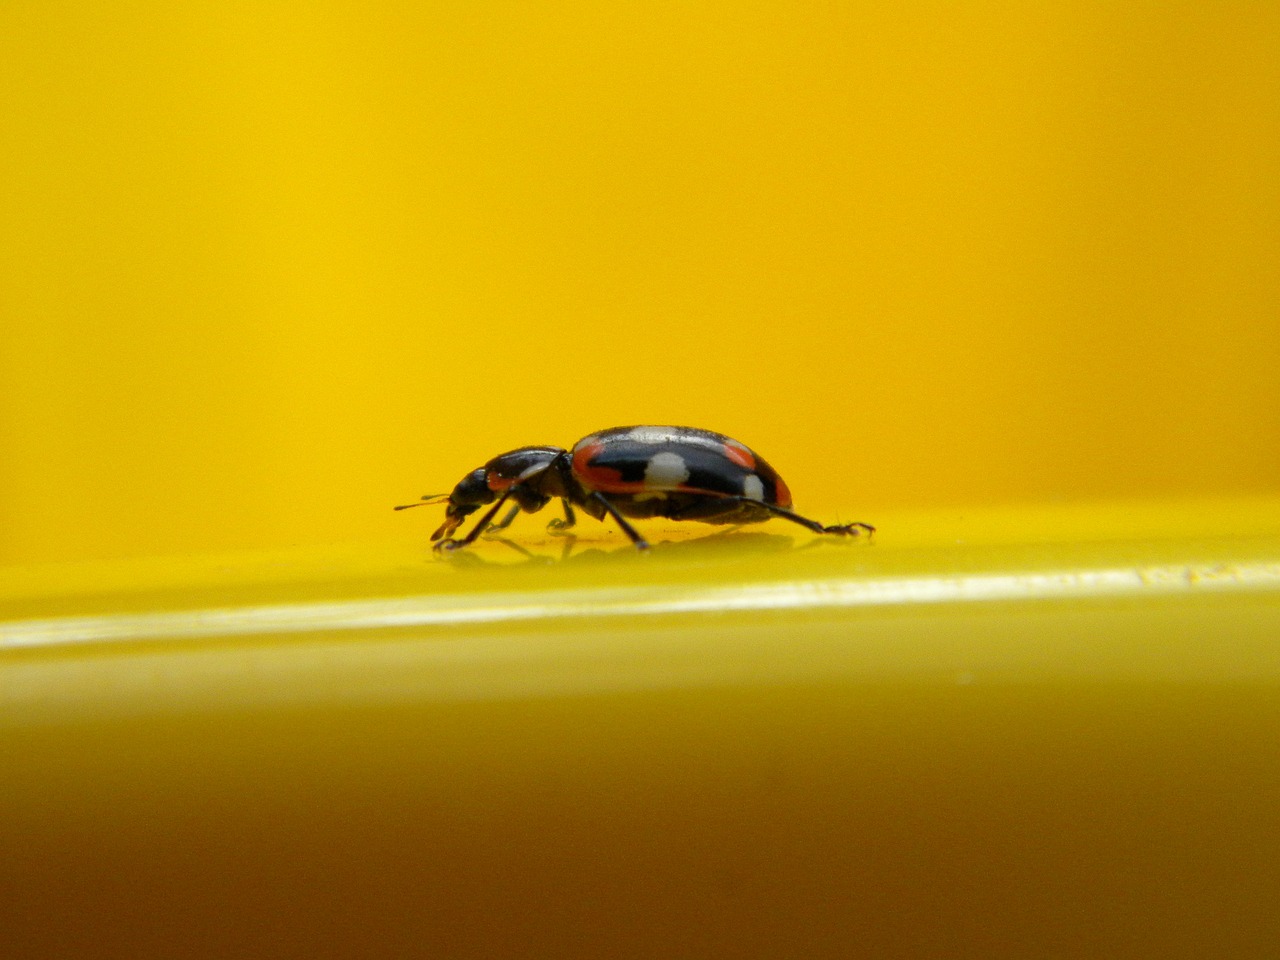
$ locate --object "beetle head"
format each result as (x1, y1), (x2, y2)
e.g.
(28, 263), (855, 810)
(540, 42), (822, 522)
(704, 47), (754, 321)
(431, 467), (496, 540)
(394, 446), (569, 541)
(393, 466), (495, 541)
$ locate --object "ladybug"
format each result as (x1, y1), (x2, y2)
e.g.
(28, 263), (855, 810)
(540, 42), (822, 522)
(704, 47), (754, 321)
(395, 425), (875, 552)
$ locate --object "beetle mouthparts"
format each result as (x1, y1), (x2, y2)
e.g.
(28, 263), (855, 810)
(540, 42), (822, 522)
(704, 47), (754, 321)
(431, 516), (463, 541)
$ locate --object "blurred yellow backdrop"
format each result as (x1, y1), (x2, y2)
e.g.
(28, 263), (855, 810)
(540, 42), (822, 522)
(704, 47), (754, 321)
(2, 1), (1278, 565)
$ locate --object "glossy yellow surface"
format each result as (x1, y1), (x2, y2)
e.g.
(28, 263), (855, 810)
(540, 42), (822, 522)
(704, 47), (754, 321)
(4, 2), (1280, 956)
(5, 500), (1280, 956)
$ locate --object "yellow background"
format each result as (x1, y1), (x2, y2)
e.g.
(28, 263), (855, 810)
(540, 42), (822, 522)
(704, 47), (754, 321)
(3, 1), (1278, 564)
(5, 6), (1280, 954)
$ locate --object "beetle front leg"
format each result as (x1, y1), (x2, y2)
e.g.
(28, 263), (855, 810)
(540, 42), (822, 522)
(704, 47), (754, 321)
(435, 489), (516, 553)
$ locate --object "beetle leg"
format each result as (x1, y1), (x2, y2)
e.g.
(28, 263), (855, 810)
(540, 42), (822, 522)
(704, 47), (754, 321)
(435, 488), (516, 552)
(770, 504), (875, 538)
(718, 498), (875, 538)
(590, 492), (650, 550)
(482, 504), (522, 536)
(547, 500), (577, 534)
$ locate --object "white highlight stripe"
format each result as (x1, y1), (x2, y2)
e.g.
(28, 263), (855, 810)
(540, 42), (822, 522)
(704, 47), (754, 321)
(3, 561), (1279, 651)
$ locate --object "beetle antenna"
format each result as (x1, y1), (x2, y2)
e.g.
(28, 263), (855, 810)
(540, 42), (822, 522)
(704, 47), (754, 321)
(393, 494), (450, 511)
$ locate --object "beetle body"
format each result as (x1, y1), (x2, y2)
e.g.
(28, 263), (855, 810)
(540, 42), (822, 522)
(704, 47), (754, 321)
(396, 425), (873, 551)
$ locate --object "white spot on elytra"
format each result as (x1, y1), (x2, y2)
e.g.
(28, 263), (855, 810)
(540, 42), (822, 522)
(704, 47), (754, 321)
(644, 451), (690, 487)
(742, 474), (765, 501)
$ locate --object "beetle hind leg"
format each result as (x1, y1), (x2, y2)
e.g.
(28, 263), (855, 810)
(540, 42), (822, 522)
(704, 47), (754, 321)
(590, 492), (651, 550)
(768, 504), (875, 538)
(702, 498), (874, 539)
(821, 519), (876, 537)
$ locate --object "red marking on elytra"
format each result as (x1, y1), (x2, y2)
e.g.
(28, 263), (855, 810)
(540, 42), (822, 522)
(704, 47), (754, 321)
(571, 439), (604, 478)
(578, 463), (643, 493)
(723, 443), (755, 470)
(773, 473), (793, 508)
(572, 439), (645, 492)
